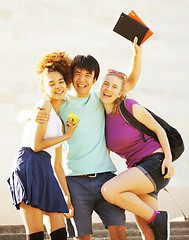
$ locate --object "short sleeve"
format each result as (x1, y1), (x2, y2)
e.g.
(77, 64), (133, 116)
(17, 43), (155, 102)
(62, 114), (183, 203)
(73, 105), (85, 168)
(125, 98), (139, 115)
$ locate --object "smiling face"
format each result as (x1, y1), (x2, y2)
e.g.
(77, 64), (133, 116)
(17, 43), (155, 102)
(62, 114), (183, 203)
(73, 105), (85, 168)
(41, 70), (67, 101)
(100, 75), (124, 105)
(72, 68), (96, 98)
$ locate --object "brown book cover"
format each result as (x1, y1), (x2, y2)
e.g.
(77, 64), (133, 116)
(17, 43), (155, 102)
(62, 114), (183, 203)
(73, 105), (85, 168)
(113, 11), (153, 45)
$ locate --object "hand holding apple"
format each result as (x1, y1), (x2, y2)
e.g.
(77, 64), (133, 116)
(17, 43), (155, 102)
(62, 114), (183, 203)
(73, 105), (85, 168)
(65, 112), (79, 140)
(67, 112), (79, 125)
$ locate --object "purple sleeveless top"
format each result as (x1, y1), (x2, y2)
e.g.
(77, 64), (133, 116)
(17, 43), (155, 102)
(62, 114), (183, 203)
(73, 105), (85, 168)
(105, 99), (161, 168)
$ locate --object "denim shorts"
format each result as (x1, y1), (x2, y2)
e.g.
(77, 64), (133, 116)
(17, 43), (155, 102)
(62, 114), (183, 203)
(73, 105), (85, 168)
(65, 172), (125, 237)
(134, 153), (170, 199)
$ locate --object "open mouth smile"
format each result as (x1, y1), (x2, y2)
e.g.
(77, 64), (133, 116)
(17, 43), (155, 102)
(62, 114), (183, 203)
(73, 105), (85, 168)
(55, 90), (64, 94)
(77, 84), (87, 88)
(103, 92), (111, 97)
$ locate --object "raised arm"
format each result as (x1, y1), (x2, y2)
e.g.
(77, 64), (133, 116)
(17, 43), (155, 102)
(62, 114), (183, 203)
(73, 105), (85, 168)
(123, 37), (142, 94)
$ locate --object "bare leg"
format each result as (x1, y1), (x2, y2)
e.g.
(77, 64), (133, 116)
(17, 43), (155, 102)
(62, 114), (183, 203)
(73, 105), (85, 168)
(20, 201), (43, 235)
(135, 194), (158, 240)
(107, 225), (126, 240)
(101, 167), (156, 221)
(43, 212), (66, 234)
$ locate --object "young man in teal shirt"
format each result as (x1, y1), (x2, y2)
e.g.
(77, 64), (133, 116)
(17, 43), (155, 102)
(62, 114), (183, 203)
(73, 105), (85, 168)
(58, 56), (125, 239)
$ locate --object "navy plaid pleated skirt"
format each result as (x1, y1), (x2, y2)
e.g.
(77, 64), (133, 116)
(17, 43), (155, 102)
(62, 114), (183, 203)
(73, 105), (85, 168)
(7, 147), (69, 213)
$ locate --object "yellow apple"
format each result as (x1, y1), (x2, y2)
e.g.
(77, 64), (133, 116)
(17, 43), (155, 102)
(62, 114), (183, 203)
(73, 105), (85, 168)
(67, 112), (79, 125)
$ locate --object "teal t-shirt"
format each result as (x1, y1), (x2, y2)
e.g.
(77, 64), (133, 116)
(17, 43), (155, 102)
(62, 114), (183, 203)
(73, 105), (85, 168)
(58, 90), (116, 176)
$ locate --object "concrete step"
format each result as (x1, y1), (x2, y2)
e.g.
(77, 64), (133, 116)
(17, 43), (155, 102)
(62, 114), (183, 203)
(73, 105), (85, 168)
(0, 235), (189, 240)
(0, 220), (189, 240)
(1, 233), (189, 240)
(1, 221), (189, 233)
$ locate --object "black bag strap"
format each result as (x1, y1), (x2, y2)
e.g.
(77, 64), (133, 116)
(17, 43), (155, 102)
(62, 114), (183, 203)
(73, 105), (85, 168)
(119, 99), (185, 162)
(119, 99), (158, 142)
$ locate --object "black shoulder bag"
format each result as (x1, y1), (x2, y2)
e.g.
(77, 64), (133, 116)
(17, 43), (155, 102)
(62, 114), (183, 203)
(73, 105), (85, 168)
(119, 99), (184, 162)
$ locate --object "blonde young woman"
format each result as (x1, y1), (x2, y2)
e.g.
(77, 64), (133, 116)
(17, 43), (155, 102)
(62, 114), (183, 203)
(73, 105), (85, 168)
(7, 51), (78, 240)
(100, 70), (174, 240)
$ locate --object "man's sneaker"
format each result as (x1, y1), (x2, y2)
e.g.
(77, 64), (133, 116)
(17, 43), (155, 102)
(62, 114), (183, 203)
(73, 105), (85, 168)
(148, 211), (170, 240)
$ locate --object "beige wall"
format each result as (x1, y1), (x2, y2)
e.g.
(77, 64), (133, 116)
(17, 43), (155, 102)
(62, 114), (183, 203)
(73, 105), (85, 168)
(1, 0), (189, 224)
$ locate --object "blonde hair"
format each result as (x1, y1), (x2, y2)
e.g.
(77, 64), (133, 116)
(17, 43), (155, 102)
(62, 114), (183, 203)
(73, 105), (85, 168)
(103, 72), (126, 115)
